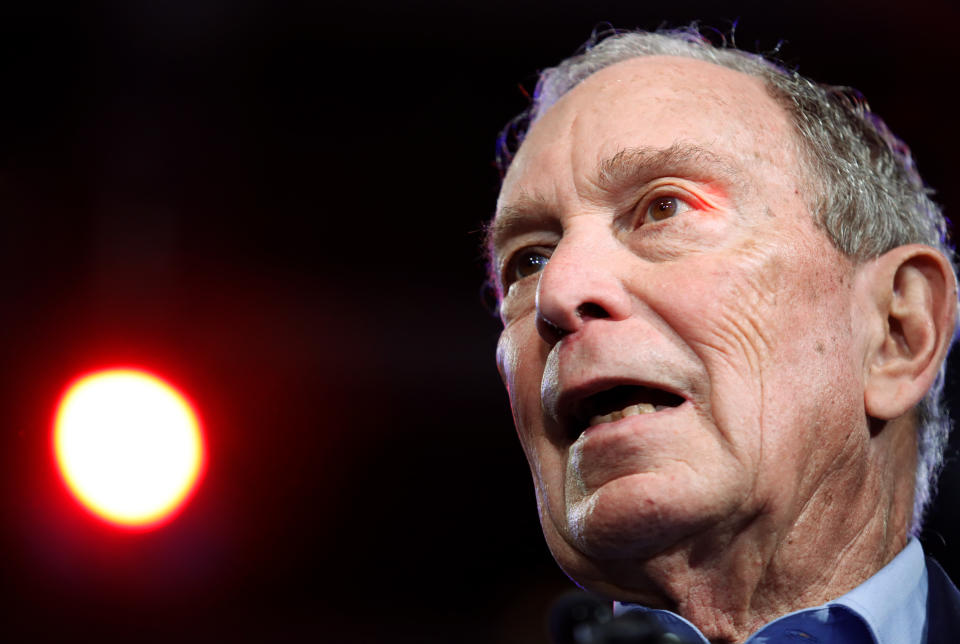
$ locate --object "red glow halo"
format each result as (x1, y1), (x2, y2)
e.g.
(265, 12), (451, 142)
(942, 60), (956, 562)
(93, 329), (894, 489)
(51, 366), (207, 531)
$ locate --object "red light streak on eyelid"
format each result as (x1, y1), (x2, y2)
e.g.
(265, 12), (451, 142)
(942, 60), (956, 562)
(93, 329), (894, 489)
(641, 179), (730, 217)
(695, 179), (733, 211)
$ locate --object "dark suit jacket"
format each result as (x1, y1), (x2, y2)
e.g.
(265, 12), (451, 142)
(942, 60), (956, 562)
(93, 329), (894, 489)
(925, 558), (960, 643)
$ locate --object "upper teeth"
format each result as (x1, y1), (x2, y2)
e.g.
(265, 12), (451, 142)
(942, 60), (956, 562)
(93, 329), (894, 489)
(589, 403), (664, 427)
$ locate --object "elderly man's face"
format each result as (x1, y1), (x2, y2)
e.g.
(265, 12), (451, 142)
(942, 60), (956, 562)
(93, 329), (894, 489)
(491, 57), (872, 588)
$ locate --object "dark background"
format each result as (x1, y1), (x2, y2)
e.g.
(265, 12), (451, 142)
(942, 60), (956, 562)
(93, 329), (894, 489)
(1, 1), (958, 641)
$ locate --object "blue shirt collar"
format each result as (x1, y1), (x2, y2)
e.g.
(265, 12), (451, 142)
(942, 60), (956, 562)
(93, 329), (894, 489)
(828, 537), (927, 644)
(613, 538), (927, 644)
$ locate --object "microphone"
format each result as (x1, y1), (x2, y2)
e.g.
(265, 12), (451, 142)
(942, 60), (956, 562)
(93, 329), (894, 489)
(548, 591), (690, 644)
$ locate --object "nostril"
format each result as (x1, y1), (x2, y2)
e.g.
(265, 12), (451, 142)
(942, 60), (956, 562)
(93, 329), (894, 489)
(537, 303), (610, 344)
(536, 313), (570, 345)
(576, 302), (611, 320)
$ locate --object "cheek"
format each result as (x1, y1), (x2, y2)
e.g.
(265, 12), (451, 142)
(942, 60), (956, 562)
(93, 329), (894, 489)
(497, 320), (576, 541)
(496, 321), (554, 463)
(644, 255), (779, 455)
(496, 319), (546, 416)
(640, 240), (854, 461)
(495, 328), (521, 393)
(649, 235), (849, 371)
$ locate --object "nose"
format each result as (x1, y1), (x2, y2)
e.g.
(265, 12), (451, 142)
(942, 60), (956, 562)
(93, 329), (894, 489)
(534, 233), (632, 345)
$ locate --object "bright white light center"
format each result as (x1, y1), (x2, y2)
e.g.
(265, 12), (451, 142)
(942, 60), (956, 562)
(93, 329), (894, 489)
(53, 369), (205, 529)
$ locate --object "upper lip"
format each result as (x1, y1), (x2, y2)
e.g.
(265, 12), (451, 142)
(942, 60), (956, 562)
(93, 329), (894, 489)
(549, 378), (688, 439)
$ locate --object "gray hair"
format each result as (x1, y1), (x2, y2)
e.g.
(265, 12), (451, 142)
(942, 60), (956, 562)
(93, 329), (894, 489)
(496, 26), (959, 533)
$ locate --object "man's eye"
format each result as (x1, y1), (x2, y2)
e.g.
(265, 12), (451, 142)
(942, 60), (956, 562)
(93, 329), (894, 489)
(505, 248), (550, 286)
(643, 196), (689, 224)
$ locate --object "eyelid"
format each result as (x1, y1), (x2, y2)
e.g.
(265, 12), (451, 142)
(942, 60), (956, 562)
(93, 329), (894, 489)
(500, 244), (554, 290)
(628, 181), (711, 226)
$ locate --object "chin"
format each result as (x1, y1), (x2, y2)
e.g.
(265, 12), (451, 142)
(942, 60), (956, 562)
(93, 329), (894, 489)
(560, 472), (742, 561)
(542, 521), (667, 604)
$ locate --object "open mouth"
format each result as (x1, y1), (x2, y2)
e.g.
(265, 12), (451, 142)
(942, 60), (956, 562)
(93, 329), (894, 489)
(569, 385), (685, 439)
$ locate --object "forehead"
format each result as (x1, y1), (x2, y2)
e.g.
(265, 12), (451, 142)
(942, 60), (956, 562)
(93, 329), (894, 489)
(496, 55), (800, 215)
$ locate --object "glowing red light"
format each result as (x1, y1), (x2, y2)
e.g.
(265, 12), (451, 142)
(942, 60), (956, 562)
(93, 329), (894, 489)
(52, 368), (206, 530)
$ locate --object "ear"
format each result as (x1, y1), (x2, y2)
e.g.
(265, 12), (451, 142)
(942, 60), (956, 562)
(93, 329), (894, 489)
(863, 244), (958, 420)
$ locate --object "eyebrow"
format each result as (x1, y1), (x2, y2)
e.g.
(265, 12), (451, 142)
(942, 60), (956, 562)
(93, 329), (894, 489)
(484, 192), (557, 261)
(485, 143), (745, 266)
(596, 143), (743, 194)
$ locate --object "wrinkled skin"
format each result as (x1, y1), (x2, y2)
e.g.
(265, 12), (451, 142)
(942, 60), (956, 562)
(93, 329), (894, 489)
(490, 56), (921, 642)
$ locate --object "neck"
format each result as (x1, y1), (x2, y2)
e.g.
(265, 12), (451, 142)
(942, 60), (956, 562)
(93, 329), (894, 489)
(591, 418), (915, 643)
(647, 510), (905, 643)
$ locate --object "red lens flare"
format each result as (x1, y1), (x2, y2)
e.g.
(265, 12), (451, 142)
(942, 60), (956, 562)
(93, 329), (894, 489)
(52, 367), (206, 531)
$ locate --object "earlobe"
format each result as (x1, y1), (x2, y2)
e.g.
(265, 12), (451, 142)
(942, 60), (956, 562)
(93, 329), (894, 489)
(863, 244), (958, 420)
